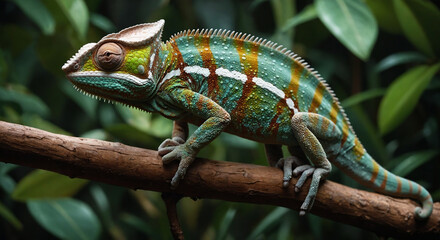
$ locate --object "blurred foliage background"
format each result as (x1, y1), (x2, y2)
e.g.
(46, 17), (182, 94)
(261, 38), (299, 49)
(0, 0), (439, 239)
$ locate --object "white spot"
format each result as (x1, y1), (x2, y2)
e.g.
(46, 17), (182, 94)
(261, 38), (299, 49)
(215, 67), (247, 83)
(156, 69), (182, 90)
(162, 69), (181, 81)
(252, 77), (285, 99)
(137, 65), (145, 74)
(286, 98), (298, 113)
(214, 67), (299, 113)
(184, 66), (210, 77)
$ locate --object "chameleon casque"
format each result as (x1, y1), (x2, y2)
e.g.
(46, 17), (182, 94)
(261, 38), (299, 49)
(62, 19), (433, 219)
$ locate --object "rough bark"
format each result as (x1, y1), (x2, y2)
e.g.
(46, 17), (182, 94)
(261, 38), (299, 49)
(0, 121), (439, 239)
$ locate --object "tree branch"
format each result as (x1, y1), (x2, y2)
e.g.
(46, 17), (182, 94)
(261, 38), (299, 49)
(0, 121), (439, 239)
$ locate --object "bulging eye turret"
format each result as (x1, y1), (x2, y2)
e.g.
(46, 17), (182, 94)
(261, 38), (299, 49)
(95, 42), (124, 71)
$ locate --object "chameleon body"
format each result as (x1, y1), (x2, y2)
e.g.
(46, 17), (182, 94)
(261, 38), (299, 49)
(62, 20), (433, 219)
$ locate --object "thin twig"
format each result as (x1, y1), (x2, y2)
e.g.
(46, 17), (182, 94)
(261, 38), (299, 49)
(161, 193), (184, 240)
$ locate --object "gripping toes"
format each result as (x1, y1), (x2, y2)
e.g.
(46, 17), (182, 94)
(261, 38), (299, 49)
(158, 137), (185, 159)
(158, 141), (197, 189)
(297, 168), (329, 216)
(276, 156), (308, 188)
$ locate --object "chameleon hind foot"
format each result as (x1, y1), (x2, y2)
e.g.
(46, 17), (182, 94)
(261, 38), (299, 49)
(275, 156), (311, 188)
(296, 167), (330, 216)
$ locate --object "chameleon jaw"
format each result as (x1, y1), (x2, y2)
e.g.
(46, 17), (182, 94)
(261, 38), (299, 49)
(67, 71), (154, 86)
(66, 71), (157, 103)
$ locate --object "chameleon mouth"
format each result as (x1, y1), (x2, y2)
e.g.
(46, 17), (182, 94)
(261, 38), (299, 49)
(67, 71), (154, 86)
(66, 71), (157, 104)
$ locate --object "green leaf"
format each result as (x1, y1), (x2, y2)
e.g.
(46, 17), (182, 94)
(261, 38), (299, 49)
(120, 213), (155, 236)
(90, 13), (116, 33)
(276, 215), (291, 240)
(21, 114), (72, 135)
(116, 105), (173, 138)
(60, 81), (97, 119)
(55, 0), (89, 40)
(393, 0), (440, 57)
(271, 0), (295, 49)
(12, 170), (88, 201)
(392, 150), (438, 177)
(105, 123), (162, 148)
(80, 129), (108, 140)
(216, 208), (236, 240)
(376, 52), (427, 72)
(89, 185), (111, 226)
(194, 0), (235, 29)
(0, 201), (23, 230)
(246, 207), (289, 240)
(28, 199), (101, 240)
(12, 0), (55, 35)
(341, 88), (386, 108)
(281, 4), (318, 32)
(365, 0), (401, 34)
(316, 0), (378, 60)
(0, 86), (50, 117)
(378, 63), (440, 134)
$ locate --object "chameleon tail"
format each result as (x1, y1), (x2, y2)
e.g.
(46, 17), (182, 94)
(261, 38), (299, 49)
(334, 140), (433, 220)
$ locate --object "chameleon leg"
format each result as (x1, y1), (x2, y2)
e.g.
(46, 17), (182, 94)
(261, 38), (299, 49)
(158, 121), (188, 157)
(160, 88), (231, 188)
(290, 112), (341, 215)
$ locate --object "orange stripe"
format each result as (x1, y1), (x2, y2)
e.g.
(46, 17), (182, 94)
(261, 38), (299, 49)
(409, 182), (413, 194)
(423, 195), (432, 202)
(379, 170), (388, 190)
(236, 39), (259, 78)
(309, 83), (325, 113)
(197, 35), (219, 96)
(340, 121), (349, 146)
(417, 185), (421, 195)
(285, 61), (302, 112)
(396, 178), (402, 194)
(353, 137), (364, 161)
(370, 161), (379, 183)
(267, 100), (283, 137)
(230, 39), (258, 130)
(329, 102), (338, 124)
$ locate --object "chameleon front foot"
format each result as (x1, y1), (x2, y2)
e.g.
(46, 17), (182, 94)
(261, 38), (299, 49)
(158, 137), (185, 158)
(158, 138), (196, 189)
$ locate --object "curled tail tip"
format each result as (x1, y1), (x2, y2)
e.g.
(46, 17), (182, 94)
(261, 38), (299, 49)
(414, 197), (433, 220)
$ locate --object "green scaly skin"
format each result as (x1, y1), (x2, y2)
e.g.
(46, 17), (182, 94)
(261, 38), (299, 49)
(62, 20), (433, 219)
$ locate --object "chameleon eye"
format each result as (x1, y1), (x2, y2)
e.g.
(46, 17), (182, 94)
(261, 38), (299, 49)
(95, 42), (124, 71)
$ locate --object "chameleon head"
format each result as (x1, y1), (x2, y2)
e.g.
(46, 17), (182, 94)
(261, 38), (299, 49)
(62, 19), (165, 103)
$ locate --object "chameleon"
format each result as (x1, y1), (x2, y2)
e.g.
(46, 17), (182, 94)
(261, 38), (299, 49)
(62, 19), (433, 219)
